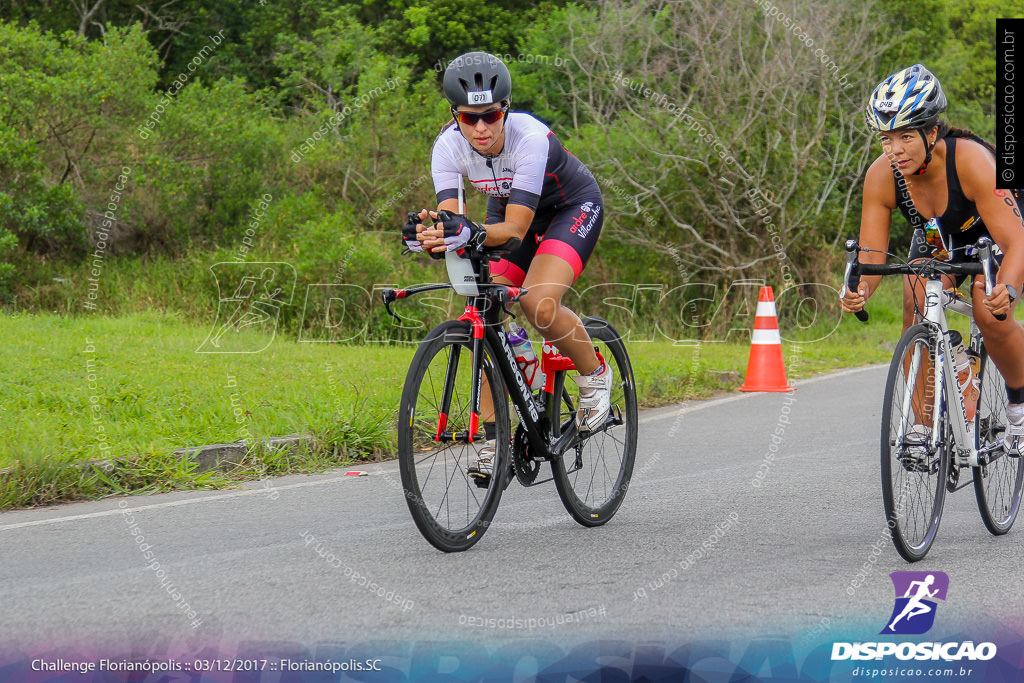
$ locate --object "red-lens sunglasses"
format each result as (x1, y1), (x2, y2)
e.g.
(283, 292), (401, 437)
(451, 106), (507, 126)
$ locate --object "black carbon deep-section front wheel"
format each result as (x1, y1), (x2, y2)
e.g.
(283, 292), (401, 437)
(398, 321), (511, 552)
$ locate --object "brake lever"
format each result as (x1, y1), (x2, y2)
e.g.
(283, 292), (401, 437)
(977, 237), (1006, 321)
(380, 288), (405, 322)
(841, 239), (869, 322)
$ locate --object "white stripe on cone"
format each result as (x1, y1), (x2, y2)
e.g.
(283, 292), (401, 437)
(751, 328), (782, 345)
(755, 301), (778, 318)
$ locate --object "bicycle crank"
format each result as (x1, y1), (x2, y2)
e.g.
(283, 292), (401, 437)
(511, 425), (541, 486)
(946, 462), (960, 492)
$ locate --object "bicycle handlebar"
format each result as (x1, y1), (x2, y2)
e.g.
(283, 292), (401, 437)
(842, 237), (1005, 322)
(853, 262), (986, 277)
(380, 281), (527, 321)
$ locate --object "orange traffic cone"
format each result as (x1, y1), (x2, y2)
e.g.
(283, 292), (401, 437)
(740, 286), (794, 392)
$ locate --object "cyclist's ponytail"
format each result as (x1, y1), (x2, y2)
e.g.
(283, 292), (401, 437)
(935, 120), (996, 156)
(431, 119), (458, 152)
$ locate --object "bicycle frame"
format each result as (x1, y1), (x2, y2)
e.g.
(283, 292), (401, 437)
(459, 294), (596, 462)
(907, 279), (982, 466)
(383, 252), (597, 465)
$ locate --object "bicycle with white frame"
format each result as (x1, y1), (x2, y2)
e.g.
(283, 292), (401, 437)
(842, 236), (1024, 561)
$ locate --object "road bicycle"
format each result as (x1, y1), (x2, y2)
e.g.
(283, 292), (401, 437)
(842, 237), (1024, 561)
(381, 213), (638, 552)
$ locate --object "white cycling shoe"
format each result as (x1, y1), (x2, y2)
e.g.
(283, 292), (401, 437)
(468, 440), (496, 488)
(573, 361), (613, 432)
(1006, 418), (1024, 457)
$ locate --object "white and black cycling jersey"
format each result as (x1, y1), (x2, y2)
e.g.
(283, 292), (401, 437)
(431, 112), (599, 214)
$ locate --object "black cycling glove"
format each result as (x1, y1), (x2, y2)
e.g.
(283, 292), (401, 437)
(438, 211), (486, 252)
(401, 212), (424, 252)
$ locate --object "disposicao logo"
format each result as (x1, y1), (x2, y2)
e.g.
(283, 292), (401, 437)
(881, 571), (948, 635)
(831, 571), (997, 663)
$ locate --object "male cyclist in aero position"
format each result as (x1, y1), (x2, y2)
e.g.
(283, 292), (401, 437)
(403, 51), (610, 484)
(840, 64), (1024, 455)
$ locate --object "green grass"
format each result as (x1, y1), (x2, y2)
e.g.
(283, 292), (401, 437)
(0, 278), (910, 508)
(1, 309), (405, 461)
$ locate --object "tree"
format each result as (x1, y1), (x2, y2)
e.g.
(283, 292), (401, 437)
(516, 0), (887, 298)
(0, 21), (156, 259)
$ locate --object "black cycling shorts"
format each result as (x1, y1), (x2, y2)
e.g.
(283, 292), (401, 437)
(490, 198), (603, 286)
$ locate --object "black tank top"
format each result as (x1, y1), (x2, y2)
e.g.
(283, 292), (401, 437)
(893, 136), (986, 257)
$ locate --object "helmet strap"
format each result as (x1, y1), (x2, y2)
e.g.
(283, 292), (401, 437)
(913, 128), (937, 176)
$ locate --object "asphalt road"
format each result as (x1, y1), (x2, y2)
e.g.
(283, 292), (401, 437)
(2, 364), (1022, 662)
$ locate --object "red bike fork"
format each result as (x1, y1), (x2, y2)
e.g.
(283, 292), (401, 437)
(433, 306), (486, 442)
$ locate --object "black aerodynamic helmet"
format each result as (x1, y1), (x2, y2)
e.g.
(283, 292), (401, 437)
(442, 52), (511, 107)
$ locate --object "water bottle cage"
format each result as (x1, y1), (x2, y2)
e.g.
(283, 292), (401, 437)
(517, 355), (541, 383)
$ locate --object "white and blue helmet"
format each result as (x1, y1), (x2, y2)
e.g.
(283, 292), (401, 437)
(865, 64), (947, 131)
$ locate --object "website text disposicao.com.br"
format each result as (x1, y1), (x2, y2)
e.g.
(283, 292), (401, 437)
(836, 640), (995, 679)
(851, 665), (977, 679)
(432, 53), (566, 71)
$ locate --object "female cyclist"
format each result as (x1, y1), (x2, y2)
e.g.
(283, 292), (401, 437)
(403, 51), (609, 483)
(841, 63), (1024, 454)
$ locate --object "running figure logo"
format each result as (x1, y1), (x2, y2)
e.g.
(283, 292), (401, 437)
(197, 262), (296, 353)
(881, 571), (949, 635)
